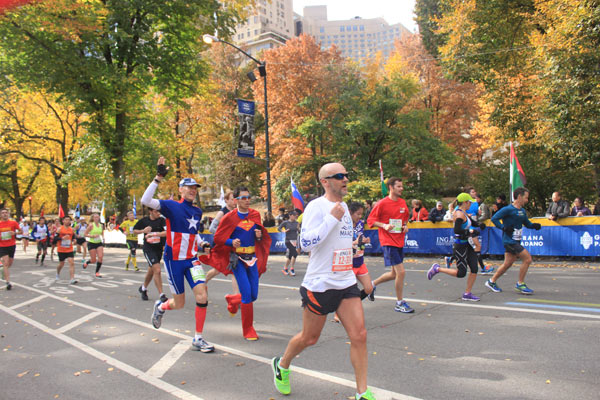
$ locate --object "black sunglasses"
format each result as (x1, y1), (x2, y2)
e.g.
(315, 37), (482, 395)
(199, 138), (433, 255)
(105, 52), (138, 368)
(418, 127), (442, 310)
(324, 173), (349, 180)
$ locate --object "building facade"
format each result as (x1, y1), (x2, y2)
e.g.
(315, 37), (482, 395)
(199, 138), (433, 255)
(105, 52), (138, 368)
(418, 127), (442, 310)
(299, 5), (412, 61)
(232, 0), (295, 58)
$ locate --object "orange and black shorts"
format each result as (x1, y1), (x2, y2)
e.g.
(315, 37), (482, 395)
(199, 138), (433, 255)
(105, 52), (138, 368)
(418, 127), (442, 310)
(300, 284), (360, 316)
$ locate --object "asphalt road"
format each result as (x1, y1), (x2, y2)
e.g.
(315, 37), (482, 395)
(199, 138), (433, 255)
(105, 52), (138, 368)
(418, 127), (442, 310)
(1, 247), (599, 400)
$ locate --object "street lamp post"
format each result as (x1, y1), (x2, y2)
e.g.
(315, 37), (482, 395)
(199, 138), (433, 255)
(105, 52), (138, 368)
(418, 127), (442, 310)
(203, 34), (272, 214)
(28, 196), (32, 221)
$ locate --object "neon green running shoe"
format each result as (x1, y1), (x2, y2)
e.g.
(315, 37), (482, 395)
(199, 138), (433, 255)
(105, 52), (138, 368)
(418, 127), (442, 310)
(356, 388), (376, 400)
(272, 356), (291, 395)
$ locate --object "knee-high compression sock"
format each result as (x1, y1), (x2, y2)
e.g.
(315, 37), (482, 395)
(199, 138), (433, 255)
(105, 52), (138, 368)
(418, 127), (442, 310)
(132, 258), (137, 268)
(476, 251), (486, 268)
(195, 302), (208, 333)
(41, 253), (46, 263)
(95, 262), (102, 273)
(126, 255), (131, 266)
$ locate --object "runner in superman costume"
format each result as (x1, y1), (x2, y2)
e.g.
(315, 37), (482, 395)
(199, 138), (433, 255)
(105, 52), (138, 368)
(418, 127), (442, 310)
(198, 187), (271, 340)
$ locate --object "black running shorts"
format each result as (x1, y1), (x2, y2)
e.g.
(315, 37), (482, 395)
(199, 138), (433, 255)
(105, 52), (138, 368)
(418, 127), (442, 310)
(300, 284), (360, 316)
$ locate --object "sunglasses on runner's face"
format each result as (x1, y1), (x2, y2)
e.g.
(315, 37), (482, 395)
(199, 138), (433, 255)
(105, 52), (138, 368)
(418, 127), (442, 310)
(324, 173), (349, 180)
(237, 195), (251, 200)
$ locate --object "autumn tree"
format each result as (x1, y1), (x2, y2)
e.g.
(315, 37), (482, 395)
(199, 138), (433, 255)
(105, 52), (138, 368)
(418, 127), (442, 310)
(0, 83), (86, 214)
(252, 34), (349, 202)
(0, 156), (41, 218)
(0, 0), (250, 214)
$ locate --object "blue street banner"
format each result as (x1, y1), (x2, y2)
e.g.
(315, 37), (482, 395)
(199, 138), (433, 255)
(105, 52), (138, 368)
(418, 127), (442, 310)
(198, 217), (600, 257)
(236, 99), (256, 158)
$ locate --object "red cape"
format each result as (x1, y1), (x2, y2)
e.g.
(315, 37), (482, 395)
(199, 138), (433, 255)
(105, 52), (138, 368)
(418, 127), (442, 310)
(198, 208), (271, 276)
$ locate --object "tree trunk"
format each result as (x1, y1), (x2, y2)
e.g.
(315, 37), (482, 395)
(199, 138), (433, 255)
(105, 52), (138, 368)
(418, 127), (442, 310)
(595, 160), (600, 196)
(56, 184), (69, 217)
(113, 111), (128, 216)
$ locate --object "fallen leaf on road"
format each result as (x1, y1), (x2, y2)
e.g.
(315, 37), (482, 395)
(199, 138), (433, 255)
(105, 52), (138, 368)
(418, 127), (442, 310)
(547, 321), (556, 324)
(546, 380), (551, 384)
(17, 370), (29, 378)
(34, 373), (40, 377)
(82, 370), (91, 374)
(107, 368), (114, 372)
(181, 381), (186, 385)
(152, 338), (159, 343)
(418, 358), (425, 361)
(407, 352), (413, 355)
(140, 333), (145, 336)
(235, 362), (245, 367)
(73, 372), (80, 376)
(372, 352), (377, 355)
(478, 332), (484, 335)
(465, 329), (470, 333)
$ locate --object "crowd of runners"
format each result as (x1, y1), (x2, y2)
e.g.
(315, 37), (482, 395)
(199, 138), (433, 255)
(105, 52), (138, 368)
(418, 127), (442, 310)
(0, 157), (548, 400)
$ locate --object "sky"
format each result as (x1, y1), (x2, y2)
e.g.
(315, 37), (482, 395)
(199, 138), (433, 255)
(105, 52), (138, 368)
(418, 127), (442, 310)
(292, 0), (418, 32)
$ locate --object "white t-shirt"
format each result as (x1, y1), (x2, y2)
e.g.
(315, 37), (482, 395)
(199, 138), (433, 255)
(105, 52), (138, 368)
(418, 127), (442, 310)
(300, 196), (356, 292)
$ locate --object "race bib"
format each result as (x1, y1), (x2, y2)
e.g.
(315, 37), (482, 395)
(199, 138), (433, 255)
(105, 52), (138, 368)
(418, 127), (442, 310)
(1, 231), (12, 240)
(39, 232), (47, 239)
(129, 226), (134, 233)
(389, 219), (404, 233)
(61, 238), (72, 247)
(147, 234), (160, 244)
(512, 228), (523, 241)
(332, 249), (352, 272)
(190, 261), (206, 283)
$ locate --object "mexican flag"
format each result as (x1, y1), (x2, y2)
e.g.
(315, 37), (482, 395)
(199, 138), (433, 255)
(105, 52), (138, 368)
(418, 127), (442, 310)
(510, 142), (526, 201)
(379, 160), (388, 197)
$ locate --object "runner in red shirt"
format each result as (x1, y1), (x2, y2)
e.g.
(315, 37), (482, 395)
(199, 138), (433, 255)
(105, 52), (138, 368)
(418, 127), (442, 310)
(55, 216), (77, 284)
(0, 208), (20, 290)
(367, 177), (414, 313)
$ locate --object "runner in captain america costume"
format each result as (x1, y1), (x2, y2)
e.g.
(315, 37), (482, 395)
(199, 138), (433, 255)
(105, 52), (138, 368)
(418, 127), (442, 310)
(141, 156), (215, 353)
(199, 187), (271, 341)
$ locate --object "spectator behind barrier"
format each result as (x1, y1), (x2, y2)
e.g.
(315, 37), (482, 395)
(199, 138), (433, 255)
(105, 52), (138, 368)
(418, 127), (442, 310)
(492, 194), (508, 215)
(263, 212), (276, 227)
(570, 197), (591, 217)
(411, 199), (429, 222)
(476, 194), (491, 222)
(546, 191), (570, 220)
(428, 201), (445, 223)
(443, 201), (455, 222)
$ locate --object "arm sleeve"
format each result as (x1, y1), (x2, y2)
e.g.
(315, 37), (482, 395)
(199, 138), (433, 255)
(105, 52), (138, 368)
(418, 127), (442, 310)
(141, 181), (161, 210)
(453, 218), (467, 235)
(522, 211), (535, 229)
(208, 218), (220, 234)
(299, 206), (339, 252)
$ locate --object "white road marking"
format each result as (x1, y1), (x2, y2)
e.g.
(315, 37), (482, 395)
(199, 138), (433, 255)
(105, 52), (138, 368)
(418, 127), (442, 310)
(212, 278), (600, 320)
(0, 303), (204, 400)
(146, 340), (191, 378)
(56, 311), (101, 334)
(9, 294), (48, 309)
(8, 282), (419, 400)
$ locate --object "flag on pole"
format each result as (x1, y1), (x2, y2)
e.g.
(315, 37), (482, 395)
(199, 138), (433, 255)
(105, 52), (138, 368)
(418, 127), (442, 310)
(291, 178), (305, 211)
(217, 186), (226, 207)
(58, 204), (65, 219)
(510, 142), (526, 201)
(40, 205), (44, 217)
(75, 204), (80, 218)
(133, 196), (137, 218)
(100, 201), (106, 224)
(379, 160), (388, 197)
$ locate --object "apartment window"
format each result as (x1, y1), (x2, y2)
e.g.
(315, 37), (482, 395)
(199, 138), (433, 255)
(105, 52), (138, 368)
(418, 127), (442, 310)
(347, 25), (351, 31)
(240, 33), (244, 39)
(360, 34), (364, 37)
(320, 26), (325, 33)
(360, 25), (364, 31)
(333, 35), (338, 38)
(254, 16), (258, 23)
(353, 25), (357, 31)
(255, 29), (258, 35)
(320, 35), (325, 39)
(247, 31), (250, 37)
(340, 26), (345, 32)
